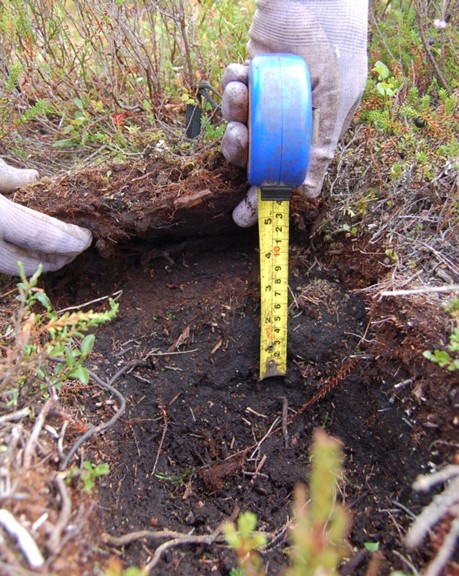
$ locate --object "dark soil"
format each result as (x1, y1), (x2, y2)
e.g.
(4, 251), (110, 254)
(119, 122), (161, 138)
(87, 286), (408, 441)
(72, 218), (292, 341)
(18, 151), (458, 575)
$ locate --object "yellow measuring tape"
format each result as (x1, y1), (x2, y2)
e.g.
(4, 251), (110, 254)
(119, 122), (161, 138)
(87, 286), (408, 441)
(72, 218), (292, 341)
(258, 188), (290, 380)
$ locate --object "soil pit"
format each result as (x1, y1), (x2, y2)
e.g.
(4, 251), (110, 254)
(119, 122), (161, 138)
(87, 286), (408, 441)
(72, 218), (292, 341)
(17, 151), (458, 575)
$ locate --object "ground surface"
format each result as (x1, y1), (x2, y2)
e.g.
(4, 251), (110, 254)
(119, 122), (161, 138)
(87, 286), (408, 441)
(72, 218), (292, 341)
(2, 150), (458, 575)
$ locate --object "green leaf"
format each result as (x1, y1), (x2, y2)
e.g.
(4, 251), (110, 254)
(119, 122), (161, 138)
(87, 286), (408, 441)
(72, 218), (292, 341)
(364, 541), (380, 552)
(238, 511), (258, 536)
(433, 350), (452, 367)
(80, 334), (95, 357)
(68, 365), (90, 384)
(60, 124), (75, 135)
(33, 290), (51, 309)
(53, 139), (75, 148)
(94, 462), (110, 477)
(82, 477), (95, 492)
(65, 346), (75, 368)
(54, 363), (65, 375)
(72, 97), (84, 110)
(222, 522), (240, 548)
(36, 366), (46, 380)
(373, 61), (389, 80)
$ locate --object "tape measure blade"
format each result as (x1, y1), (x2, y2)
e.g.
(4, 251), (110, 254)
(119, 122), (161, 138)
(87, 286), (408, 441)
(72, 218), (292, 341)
(258, 189), (289, 380)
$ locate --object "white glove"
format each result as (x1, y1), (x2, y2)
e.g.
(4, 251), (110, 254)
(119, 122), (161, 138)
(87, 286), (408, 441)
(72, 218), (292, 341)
(0, 159), (92, 276)
(222, 0), (369, 227)
(0, 158), (39, 193)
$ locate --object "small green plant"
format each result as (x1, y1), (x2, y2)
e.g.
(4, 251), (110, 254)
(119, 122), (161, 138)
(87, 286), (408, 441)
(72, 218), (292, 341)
(342, 223), (359, 237)
(423, 298), (459, 371)
(81, 460), (110, 493)
(372, 61), (397, 99)
(0, 263), (118, 406)
(223, 512), (267, 576)
(286, 429), (349, 576)
(154, 471), (190, 487)
(66, 460), (110, 493)
(200, 111), (226, 141)
(385, 248), (398, 263)
(364, 541), (380, 553)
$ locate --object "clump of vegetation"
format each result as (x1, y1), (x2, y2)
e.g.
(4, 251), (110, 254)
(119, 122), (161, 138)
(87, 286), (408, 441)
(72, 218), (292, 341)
(66, 459), (111, 494)
(1, 263), (118, 408)
(286, 429), (349, 576)
(223, 512), (267, 576)
(224, 429), (349, 576)
(321, 0), (458, 301)
(0, 265), (119, 572)
(0, 0), (253, 159)
(423, 298), (459, 371)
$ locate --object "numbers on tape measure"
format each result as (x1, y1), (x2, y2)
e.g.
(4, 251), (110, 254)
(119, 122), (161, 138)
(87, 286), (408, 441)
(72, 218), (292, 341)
(258, 190), (290, 380)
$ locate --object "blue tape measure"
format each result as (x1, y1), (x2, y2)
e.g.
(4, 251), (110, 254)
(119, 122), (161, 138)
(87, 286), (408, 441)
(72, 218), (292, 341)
(248, 54), (312, 380)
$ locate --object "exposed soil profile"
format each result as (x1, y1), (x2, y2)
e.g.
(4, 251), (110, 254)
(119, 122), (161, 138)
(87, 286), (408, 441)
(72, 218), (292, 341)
(4, 150), (458, 575)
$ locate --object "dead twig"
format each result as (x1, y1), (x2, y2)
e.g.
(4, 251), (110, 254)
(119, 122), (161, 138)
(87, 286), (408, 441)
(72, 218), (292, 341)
(260, 515), (291, 552)
(392, 549), (421, 575)
(56, 290), (123, 314)
(23, 397), (56, 469)
(380, 284), (459, 297)
(151, 402), (168, 477)
(0, 408), (30, 425)
(250, 453), (267, 485)
(280, 396), (289, 449)
(216, 357), (361, 477)
(151, 392), (181, 477)
(146, 348), (199, 357)
(47, 476), (72, 555)
(103, 529), (195, 547)
(0, 509), (44, 569)
(144, 506), (240, 573)
(145, 533), (224, 572)
(249, 417), (281, 460)
(103, 507), (241, 573)
(60, 362), (134, 469)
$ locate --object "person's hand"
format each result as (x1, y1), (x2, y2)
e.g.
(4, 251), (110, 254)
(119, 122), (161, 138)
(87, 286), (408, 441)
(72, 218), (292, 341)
(0, 159), (92, 276)
(222, 0), (369, 227)
(0, 158), (39, 193)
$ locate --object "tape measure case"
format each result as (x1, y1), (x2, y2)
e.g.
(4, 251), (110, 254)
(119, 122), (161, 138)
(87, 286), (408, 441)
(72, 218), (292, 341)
(248, 53), (312, 188)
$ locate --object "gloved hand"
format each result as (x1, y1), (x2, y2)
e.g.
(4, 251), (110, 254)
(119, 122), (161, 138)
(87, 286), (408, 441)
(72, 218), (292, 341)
(0, 159), (92, 276)
(222, 0), (369, 227)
